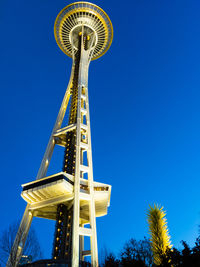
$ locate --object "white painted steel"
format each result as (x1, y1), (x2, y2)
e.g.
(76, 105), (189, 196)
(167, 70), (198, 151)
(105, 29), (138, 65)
(8, 3), (112, 266)
(79, 227), (92, 236)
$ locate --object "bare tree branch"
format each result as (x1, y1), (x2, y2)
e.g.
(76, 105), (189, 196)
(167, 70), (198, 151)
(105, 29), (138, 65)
(0, 221), (42, 266)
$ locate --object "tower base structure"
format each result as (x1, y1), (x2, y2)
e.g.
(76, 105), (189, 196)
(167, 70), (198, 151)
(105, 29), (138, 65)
(19, 259), (91, 267)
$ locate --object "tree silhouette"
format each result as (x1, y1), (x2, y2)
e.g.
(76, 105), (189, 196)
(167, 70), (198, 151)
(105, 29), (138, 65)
(157, 237), (200, 266)
(0, 221), (42, 266)
(120, 237), (153, 266)
(103, 253), (120, 267)
(100, 235), (200, 266)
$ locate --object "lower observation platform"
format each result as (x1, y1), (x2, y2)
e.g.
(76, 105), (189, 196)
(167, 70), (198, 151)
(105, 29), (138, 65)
(21, 172), (111, 224)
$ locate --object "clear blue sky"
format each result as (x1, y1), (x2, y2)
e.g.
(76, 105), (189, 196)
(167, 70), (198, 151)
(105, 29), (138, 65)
(1, 0), (200, 260)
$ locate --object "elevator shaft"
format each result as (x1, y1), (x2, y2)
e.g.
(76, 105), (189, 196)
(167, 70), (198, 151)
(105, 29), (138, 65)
(52, 33), (90, 262)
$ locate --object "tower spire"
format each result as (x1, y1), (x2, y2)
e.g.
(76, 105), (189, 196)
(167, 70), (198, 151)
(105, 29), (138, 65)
(7, 2), (113, 267)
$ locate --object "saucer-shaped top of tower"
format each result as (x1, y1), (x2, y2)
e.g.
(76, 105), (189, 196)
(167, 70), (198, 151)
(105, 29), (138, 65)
(54, 2), (113, 60)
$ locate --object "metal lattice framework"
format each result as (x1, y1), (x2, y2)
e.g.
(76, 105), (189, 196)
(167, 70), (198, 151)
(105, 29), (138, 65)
(7, 2), (113, 267)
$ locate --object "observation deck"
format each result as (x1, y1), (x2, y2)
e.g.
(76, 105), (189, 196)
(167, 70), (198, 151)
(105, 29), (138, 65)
(54, 1), (113, 60)
(21, 172), (111, 224)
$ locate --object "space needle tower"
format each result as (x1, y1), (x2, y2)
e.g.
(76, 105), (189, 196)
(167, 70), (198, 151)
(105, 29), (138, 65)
(7, 2), (113, 267)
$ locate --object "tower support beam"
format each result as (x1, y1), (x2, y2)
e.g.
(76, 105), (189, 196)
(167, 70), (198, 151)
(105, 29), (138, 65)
(6, 206), (33, 267)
